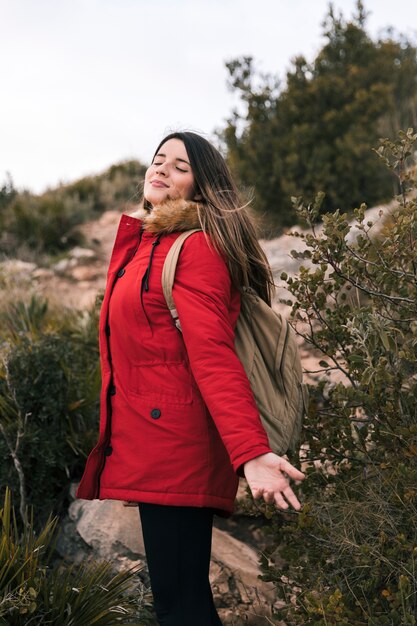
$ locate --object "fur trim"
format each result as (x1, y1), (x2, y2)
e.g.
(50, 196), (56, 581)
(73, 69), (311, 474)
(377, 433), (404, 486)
(142, 198), (201, 234)
(128, 206), (149, 220)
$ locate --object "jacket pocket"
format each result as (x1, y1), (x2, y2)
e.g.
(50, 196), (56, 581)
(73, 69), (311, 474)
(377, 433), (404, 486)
(128, 361), (193, 405)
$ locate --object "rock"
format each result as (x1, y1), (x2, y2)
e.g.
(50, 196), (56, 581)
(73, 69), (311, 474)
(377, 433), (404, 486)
(51, 247), (96, 276)
(70, 266), (100, 281)
(52, 258), (77, 273)
(68, 499), (145, 568)
(210, 527), (276, 623)
(211, 527), (274, 600)
(0, 259), (37, 276)
(56, 514), (93, 565)
(32, 267), (54, 279)
(79, 210), (122, 254)
(69, 246), (96, 261)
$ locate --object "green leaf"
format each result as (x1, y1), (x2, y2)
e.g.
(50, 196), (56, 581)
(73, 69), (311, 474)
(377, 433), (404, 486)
(380, 331), (390, 351)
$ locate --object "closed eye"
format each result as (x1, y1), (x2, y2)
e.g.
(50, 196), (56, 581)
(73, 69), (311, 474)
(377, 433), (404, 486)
(152, 161), (188, 173)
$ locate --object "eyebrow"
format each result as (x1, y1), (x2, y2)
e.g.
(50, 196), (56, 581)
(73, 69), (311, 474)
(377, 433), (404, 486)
(155, 152), (190, 166)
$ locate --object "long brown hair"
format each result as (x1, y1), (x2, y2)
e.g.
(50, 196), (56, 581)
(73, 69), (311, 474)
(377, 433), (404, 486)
(144, 131), (274, 305)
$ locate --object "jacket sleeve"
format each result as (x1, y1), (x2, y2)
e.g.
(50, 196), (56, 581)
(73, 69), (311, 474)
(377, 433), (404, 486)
(172, 231), (272, 474)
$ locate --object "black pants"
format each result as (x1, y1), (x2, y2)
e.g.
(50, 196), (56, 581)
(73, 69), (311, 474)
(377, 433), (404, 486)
(138, 502), (223, 626)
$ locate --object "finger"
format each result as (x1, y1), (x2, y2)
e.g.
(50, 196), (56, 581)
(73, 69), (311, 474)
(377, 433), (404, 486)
(262, 490), (275, 505)
(279, 460), (305, 481)
(251, 487), (264, 500)
(274, 493), (289, 510)
(282, 487), (302, 511)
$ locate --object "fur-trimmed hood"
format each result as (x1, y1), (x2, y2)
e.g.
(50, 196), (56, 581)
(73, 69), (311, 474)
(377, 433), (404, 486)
(130, 198), (201, 234)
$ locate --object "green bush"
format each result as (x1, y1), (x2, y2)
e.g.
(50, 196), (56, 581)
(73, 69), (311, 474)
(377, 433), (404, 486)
(5, 192), (85, 255)
(259, 129), (417, 624)
(0, 159), (146, 259)
(0, 488), (156, 625)
(0, 295), (101, 523)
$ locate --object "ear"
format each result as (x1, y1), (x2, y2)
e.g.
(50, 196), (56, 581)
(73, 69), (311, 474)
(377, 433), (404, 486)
(193, 192), (203, 201)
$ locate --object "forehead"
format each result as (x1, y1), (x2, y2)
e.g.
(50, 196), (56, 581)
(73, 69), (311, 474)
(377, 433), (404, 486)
(156, 138), (188, 160)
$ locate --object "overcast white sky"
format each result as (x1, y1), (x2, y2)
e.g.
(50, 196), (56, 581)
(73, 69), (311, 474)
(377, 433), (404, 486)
(1, 0), (417, 194)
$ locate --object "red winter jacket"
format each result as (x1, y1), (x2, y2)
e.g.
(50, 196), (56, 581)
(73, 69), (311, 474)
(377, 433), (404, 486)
(76, 198), (272, 516)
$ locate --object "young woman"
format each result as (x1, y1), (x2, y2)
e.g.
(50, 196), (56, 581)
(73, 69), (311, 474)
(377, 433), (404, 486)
(76, 131), (305, 625)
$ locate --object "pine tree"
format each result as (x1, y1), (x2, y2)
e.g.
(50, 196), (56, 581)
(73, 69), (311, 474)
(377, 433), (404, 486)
(222, 1), (417, 235)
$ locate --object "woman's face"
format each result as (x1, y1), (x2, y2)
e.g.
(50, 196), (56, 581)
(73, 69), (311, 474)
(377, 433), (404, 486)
(144, 138), (196, 206)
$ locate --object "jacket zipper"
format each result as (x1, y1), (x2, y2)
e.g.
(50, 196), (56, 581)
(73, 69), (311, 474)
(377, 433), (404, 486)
(140, 235), (162, 327)
(96, 229), (144, 497)
(142, 235), (162, 292)
(95, 396), (113, 497)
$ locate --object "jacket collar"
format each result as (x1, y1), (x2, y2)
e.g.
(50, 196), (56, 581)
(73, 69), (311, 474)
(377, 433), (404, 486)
(131, 198), (201, 234)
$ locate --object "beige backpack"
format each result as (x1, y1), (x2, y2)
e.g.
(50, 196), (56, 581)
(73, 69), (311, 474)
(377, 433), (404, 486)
(162, 230), (308, 456)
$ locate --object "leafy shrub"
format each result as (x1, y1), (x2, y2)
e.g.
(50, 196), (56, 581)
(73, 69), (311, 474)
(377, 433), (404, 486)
(0, 295), (101, 523)
(3, 192), (85, 255)
(0, 159), (146, 259)
(0, 488), (156, 625)
(259, 129), (417, 624)
(64, 159), (145, 213)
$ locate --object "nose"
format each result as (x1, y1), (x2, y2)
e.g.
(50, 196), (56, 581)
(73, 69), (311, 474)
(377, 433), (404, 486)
(155, 163), (167, 176)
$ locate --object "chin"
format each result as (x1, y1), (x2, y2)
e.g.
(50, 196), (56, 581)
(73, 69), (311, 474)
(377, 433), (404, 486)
(144, 192), (168, 205)
(145, 190), (180, 206)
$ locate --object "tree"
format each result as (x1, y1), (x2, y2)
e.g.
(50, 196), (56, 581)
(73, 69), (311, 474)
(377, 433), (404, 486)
(0, 173), (17, 212)
(222, 2), (417, 236)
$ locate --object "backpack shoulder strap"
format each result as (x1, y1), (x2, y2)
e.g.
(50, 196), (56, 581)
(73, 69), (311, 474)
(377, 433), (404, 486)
(161, 229), (201, 330)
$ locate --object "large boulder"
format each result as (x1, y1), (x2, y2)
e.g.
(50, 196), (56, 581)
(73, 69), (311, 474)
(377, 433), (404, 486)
(67, 498), (145, 569)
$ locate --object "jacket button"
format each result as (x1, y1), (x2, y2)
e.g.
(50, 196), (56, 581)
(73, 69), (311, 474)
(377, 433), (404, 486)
(109, 385), (116, 395)
(151, 408), (161, 419)
(117, 268), (126, 277)
(105, 446), (113, 456)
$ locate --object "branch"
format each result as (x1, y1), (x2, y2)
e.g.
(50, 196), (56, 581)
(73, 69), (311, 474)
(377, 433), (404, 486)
(302, 292), (357, 386)
(325, 260), (415, 305)
(345, 242), (415, 281)
(0, 418), (28, 527)
(2, 361), (29, 527)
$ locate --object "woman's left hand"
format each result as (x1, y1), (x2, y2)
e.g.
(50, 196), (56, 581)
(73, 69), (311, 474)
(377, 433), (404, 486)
(243, 452), (305, 510)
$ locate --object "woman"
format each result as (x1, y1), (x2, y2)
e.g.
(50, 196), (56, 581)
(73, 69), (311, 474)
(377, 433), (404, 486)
(76, 131), (305, 625)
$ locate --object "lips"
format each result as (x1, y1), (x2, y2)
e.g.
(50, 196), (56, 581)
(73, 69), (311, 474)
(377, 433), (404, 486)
(151, 180), (169, 188)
